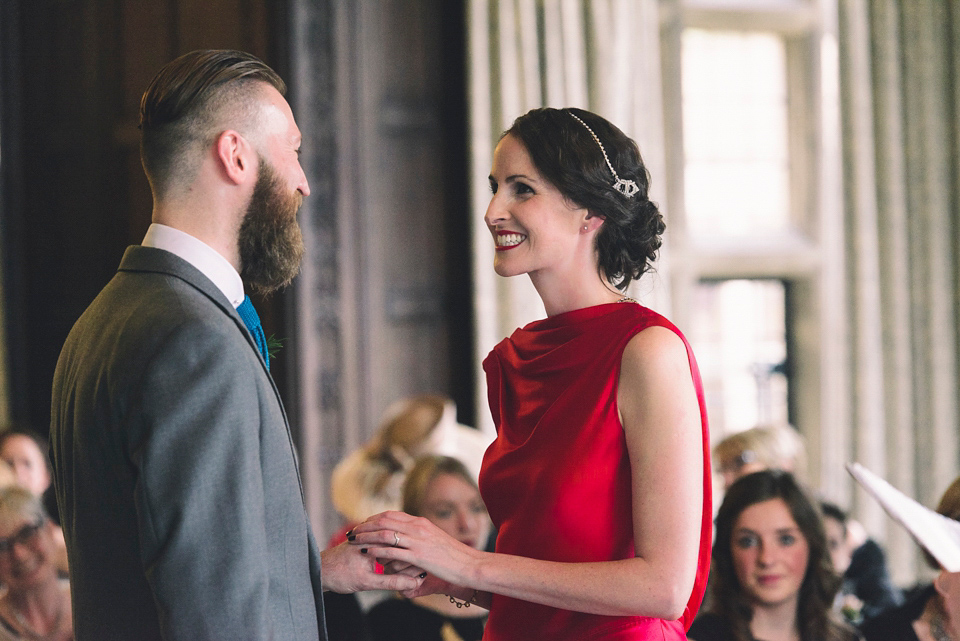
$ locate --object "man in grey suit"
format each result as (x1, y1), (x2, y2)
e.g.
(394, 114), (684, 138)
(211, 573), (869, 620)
(50, 50), (422, 640)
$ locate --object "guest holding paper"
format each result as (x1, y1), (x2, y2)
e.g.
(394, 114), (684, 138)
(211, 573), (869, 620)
(859, 476), (960, 641)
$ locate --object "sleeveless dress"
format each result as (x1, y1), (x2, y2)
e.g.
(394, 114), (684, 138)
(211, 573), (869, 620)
(479, 303), (712, 640)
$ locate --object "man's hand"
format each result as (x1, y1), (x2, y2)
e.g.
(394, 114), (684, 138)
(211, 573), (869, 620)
(320, 542), (425, 594)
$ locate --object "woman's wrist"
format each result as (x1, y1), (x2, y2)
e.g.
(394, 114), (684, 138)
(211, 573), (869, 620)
(446, 584), (477, 603)
(447, 588), (480, 608)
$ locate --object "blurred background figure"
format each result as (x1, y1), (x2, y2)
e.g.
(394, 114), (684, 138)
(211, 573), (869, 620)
(713, 424), (807, 491)
(367, 455), (489, 641)
(859, 476), (960, 641)
(0, 428), (68, 576)
(330, 394), (492, 542)
(324, 397), (492, 641)
(821, 501), (902, 625)
(0, 486), (72, 640)
(688, 470), (858, 641)
(0, 429), (51, 502)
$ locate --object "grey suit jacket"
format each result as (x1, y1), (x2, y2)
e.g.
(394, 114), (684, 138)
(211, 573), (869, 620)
(50, 246), (327, 641)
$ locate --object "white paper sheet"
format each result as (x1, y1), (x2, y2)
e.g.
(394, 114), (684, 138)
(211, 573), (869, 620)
(846, 462), (960, 572)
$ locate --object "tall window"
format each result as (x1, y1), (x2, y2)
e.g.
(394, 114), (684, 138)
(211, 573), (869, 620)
(682, 30), (791, 239)
(661, 0), (830, 456)
(690, 279), (789, 433)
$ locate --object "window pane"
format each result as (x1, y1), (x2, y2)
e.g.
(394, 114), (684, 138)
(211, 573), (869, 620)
(688, 279), (789, 438)
(681, 29), (790, 237)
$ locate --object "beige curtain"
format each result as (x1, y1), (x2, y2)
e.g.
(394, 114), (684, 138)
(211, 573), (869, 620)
(467, 0), (670, 432)
(838, 0), (960, 583)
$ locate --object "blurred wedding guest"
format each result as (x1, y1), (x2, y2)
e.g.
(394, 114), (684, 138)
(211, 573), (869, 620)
(367, 456), (489, 641)
(331, 395), (491, 540)
(714, 425), (807, 491)
(0, 462), (16, 492)
(0, 429), (68, 575)
(324, 398), (491, 638)
(859, 476), (960, 641)
(0, 486), (72, 641)
(822, 501), (901, 624)
(0, 429), (51, 501)
(689, 470), (859, 641)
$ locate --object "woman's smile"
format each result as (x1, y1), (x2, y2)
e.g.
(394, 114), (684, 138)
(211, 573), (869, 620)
(495, 231), (527, 250)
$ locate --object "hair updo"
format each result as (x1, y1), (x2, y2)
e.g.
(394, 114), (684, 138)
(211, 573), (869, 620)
(503, 107), (665, 291)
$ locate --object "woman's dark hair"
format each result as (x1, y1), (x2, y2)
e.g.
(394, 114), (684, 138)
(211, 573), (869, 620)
(503, 107), (664, 291)
(711, 470), (849, 641)
(819, 501), (848, 534)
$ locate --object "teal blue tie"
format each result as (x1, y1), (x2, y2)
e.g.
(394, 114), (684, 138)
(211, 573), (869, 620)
(236, 296), (270, 371)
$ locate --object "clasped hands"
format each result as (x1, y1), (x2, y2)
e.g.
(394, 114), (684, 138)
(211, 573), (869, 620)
(345, 510), (485, 600)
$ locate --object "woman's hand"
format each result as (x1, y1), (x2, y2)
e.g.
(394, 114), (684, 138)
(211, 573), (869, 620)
(348, 510), (486, 588)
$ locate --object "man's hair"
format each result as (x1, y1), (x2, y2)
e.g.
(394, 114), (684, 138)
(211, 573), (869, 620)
(139, 49), (286, 197)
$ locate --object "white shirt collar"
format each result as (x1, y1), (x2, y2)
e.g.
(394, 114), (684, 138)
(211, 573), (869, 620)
(142, 223), (245, 308)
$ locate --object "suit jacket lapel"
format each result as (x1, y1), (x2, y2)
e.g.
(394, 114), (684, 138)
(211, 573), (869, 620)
(116, 246), (306, 499)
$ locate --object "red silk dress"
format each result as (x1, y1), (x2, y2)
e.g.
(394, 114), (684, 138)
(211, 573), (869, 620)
(479, 303), (712, 640)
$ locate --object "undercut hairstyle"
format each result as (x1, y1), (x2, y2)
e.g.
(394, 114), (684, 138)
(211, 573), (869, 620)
(139, 49), (286, 197)
(503, 107), (665, 291)
(710, 470), (851, 641)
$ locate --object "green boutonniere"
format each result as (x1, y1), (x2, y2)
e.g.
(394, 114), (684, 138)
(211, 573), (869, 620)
(266, 334), (286, 359)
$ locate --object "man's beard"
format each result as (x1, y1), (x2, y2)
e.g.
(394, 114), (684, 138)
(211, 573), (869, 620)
(237, 158), (305, 295)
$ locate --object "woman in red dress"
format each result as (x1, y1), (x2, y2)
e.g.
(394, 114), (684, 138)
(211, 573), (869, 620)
(349, 107), (712, 640)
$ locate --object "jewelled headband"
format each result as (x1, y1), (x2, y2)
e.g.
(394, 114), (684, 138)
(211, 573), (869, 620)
(567, 112), (639, 198)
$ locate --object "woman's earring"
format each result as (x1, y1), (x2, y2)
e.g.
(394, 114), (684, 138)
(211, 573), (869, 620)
(583, 225), (588, 231)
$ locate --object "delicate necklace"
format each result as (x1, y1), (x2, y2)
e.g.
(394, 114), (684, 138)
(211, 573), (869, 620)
(616, 296), (637, 303)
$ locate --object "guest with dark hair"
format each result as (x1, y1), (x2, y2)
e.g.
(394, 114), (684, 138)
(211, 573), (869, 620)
(689, 470), (859, 641)
(821, 501), (902, 624)
(0, 428), (52, 502)
(349, 107), (712, 640)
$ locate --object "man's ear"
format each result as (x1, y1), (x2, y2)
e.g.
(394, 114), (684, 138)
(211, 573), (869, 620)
(216, 130), (256, 185)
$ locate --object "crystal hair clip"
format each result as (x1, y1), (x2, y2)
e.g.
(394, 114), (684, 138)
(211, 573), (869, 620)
(568, 112), (639, 197)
